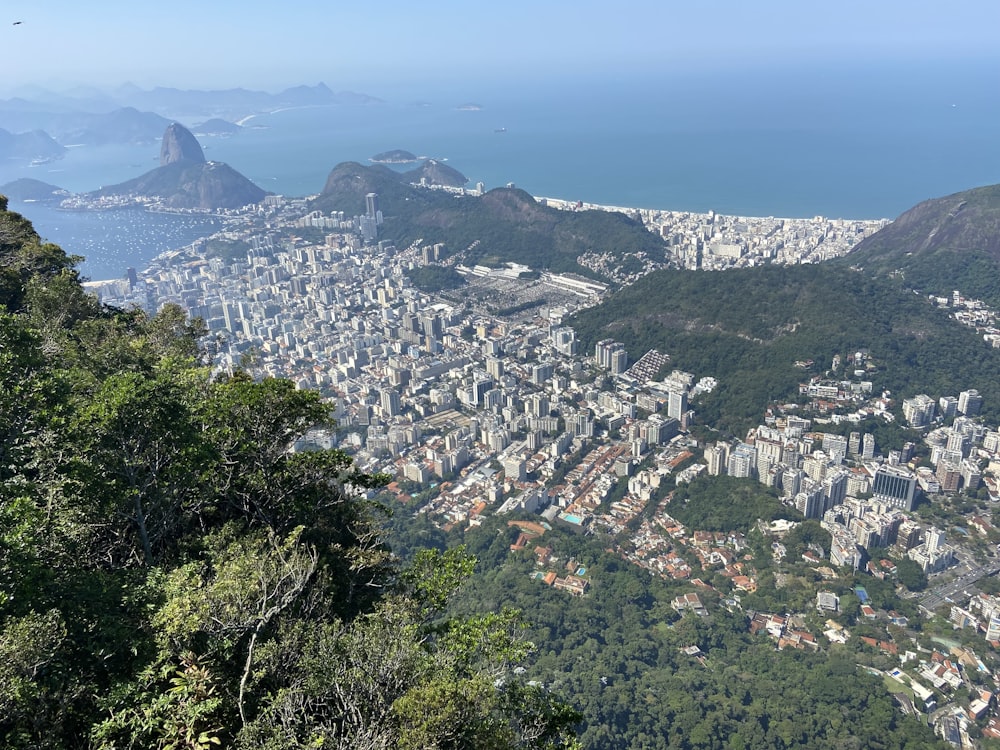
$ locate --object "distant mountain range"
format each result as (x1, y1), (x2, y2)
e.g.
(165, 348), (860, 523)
(0, 83), (378, 158)
(114, 82), (379, 119)
(839, 183), (1000, 307)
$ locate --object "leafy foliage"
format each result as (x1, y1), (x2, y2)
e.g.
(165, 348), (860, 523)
(668, 475), (800, 533)
(0, 202), (579, 749)
(443, 519), (944, 750)
(406, 264), (466, 292)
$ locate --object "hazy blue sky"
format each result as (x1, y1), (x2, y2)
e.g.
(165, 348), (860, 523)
(3, 0), (999, 95)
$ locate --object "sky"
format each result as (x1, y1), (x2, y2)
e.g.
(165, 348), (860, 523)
(3, 0), (1000, 96)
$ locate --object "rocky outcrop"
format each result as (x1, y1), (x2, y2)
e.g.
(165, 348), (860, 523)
(159, 122), (206, 166)
(91, 123), (265, 210)
(842, 183), (1000, 306)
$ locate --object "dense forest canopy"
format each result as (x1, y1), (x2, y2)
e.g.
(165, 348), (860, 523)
(0, 196), (580, 749)
(668, 475), (800, 533)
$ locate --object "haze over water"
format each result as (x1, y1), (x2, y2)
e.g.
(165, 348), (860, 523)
(5, 62), (1000, 280)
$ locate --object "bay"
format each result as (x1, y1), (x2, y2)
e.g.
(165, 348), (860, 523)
(2, 62), (999, 280)
(8, 204), (224, 281)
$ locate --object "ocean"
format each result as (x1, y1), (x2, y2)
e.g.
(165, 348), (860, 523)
(3, 62), (999, 280)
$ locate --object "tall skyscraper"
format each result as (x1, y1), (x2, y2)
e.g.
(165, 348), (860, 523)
(610, 349), (628, 375)
(823, 469), (849, 511)
(667, 390), (688, 420)
(727, 443), (757, 479)
(595, 339), (626, 372)
(705, 443), (729, 476)
(365, 192), (382, 225)
(925, 527), (946, 554)
(939, 396), (959, 420)
(861, 433), (876, 460)
(380, 388), (401, 417)
(902, 395), (935, 428)
(848, 431), (861, 456)
(795, 484), (825, 519)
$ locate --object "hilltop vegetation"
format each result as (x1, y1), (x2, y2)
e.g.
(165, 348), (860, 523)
(312, 161), (666, 279)
(569, 263), (1000, 434)
(0, 197), (579, 749)
(842, 183), (1000, 307)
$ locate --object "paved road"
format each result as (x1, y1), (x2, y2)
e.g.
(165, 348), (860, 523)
(920, 561), (1000, 613)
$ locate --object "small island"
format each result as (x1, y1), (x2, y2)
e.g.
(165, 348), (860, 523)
(370, 149), (420, 164)
(0, 177), (69, 203)
(192, 118), (242, 136)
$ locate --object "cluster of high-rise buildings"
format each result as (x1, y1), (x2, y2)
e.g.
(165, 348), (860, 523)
(539, 197), (889, 273)
(701, 383), (1000, 573)
(87, 190), (1000, 586)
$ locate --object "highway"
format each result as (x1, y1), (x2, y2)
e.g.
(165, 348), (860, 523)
(919, 560), (1000, 613)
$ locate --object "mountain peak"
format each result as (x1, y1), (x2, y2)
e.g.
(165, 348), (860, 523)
(159, 122), (205, 166)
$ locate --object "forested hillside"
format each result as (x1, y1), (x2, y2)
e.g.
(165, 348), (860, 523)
(842, 183), (1000, 307)
(312, 161), (666, 277)
(0, 196), (579, 749)
(437, 515), (945, 750)
(569, 264), (1000, 434)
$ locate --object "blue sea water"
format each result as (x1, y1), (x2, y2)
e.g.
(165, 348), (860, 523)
(3, 62), (999, 280)
(7, 205), (225, 281)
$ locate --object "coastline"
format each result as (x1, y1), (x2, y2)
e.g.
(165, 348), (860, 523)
(235, 103), (330, 127)
(536, 194), (890, 223)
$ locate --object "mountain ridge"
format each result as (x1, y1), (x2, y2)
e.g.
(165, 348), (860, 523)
(841, 183), (1000, 306)
(312, 161), (665, 278)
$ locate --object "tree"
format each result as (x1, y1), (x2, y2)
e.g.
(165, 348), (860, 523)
(0, 202), (582, 749)
(70, 370), (205, 566)
(894, 557), (928, 592)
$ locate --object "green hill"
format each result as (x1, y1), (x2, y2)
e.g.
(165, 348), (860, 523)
(312, 161), (666, 279)
(841, 183), (1000, 307)
(569, 263), (1000, 433)
(93, 159), (266, 209)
